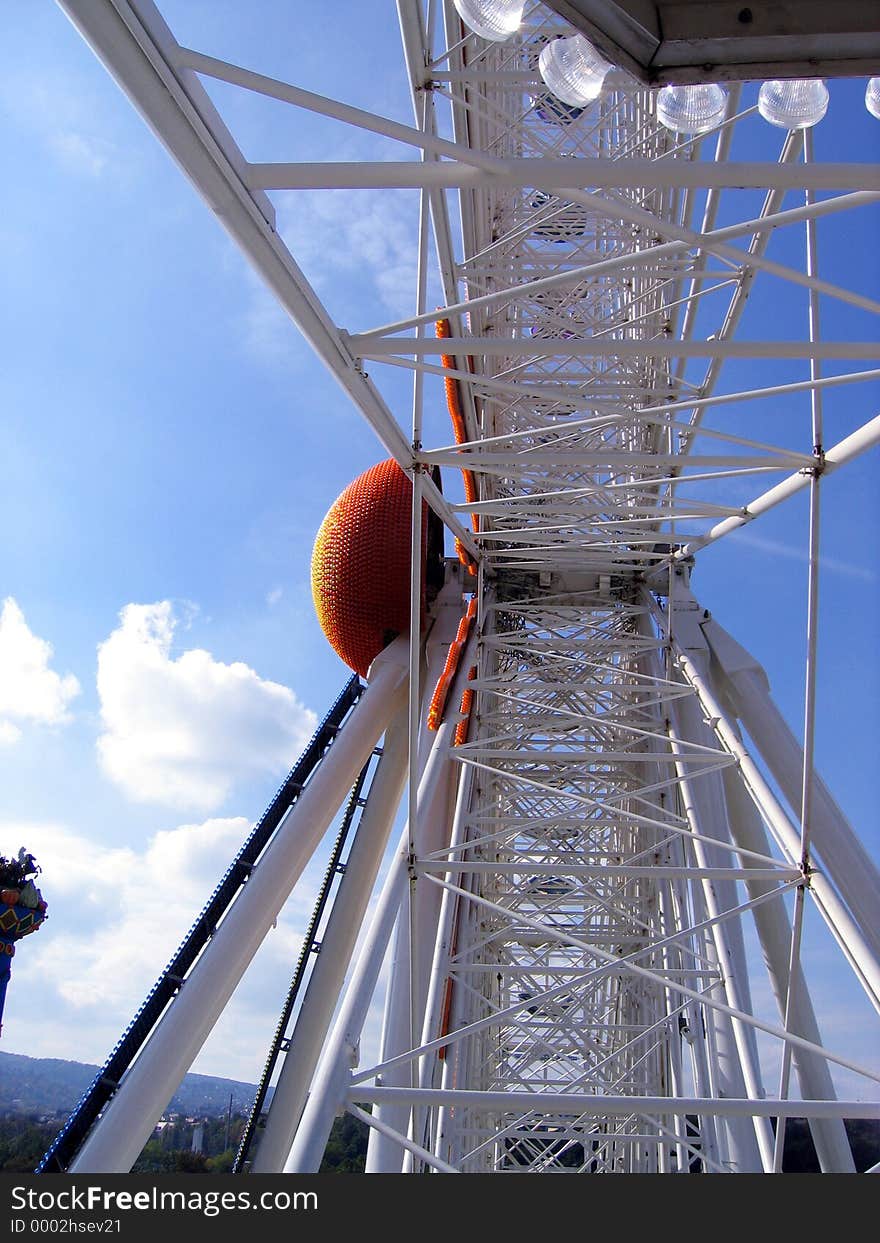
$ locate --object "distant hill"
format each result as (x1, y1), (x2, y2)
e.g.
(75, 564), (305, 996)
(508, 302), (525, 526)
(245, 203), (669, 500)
(0, 1051), (258, 1118)
(2, 1052), (876, 1172)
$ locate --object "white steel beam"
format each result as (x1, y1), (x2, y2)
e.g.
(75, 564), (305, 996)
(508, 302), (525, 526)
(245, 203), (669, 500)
(350, 337), (880, 360)
(351, 1087), (880, 1120)
(247, 160), (880, 192)
(677, 413), (880, 561)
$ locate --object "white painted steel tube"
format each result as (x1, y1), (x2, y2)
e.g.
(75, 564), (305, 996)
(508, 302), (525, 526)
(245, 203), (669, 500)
(247, 159), (880, 192)
(69, 641), (409, 1173)
(351, 1087), (880, 1120)
(667, 715), (776, 1173)
(365, 633), (477, 1171)
(655, 879), (696, 1172)
(350, 336), (880, 360)
(661, 546), (854, 1170)
(368, 607), (479, 1172)
(284, 846), (410, 1172)
(679, 413), (880, 559)
(659, 609), (880, 1014)
(659, 595), (769, 1169)
(720, 764), (856, 1171)
(711, 659), (880, 962)
(404, 761), (477, 1171)
(348, 1103), (459, 1175)
(250, 706), (410, 1172)
(632, 605), (723, 1169)
(666, 702), (769, 1172)
(285, 606), (477, 1173)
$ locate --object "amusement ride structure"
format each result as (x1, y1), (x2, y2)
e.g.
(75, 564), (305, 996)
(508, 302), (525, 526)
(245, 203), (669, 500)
(39, 0), (880, 1174)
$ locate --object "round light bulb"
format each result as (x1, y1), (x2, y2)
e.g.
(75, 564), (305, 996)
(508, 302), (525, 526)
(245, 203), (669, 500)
(655, 84), (728, 135)
(758, 79), (829, 128)
(538, 34), (611, 108)
(452, 0), (524, 42)
(866, 78), (880, 120)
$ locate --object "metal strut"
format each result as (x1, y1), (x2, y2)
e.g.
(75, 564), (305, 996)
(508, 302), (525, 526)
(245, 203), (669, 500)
(232, 744), (382, 1172)
(36, 675), (364, 1174)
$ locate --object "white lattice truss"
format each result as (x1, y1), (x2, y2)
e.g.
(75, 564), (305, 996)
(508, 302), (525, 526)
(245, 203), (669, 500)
(58, 0), (880, 1174)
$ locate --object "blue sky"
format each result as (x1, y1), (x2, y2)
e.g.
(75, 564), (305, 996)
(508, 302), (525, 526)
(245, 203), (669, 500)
(1, 0), (878, 1101)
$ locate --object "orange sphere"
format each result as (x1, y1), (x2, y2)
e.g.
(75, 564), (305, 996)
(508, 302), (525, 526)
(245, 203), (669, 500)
(311, 460), (444, 677)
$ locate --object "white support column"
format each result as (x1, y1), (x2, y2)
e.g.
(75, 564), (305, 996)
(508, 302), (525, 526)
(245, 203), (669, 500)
(69, 639), (409, 1173)
(719, 762), (856, 1171)
(632, 607), (723, 1168)
(703, 615), (880, 961)
(250, 705), (410, 1172)
(651, 546), (854, 1170)
(247, 158), (880, 193)
(284, 598), (475, 1174)
(651, 592), (880, 1014)
(664, 870), (723, 1169)
(655, 878), (694, 1172)
(667, 714), (776, 1172)
(363, 596), (479, 1173)
(284, 843), (410, 1173)
(665, 591), (771, 1171)
(403, 759), (477, 1170)
(364, 681), (469, 1170)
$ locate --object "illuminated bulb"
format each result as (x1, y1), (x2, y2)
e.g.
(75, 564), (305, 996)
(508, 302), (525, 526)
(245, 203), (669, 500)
(452, 0), (524, 41)
(866, 78), (880, 120)
(655, 84), (728, 135)
(538, 35), (611, 108)
(758, 79), (829, 128)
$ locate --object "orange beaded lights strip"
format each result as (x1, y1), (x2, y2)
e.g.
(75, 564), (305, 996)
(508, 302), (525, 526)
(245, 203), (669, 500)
(453, 665), (477, 747)
(435, 318), (479, 575)
(426, 596), (477, 732)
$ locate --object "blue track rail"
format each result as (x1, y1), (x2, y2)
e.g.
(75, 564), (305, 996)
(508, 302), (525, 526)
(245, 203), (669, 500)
(36, 674), (363, 1173)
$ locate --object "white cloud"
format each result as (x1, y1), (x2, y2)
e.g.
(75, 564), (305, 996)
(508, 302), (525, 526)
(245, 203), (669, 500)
(0, 598), (80, 743)
(730, 529), (877, 582)
(0, 816), (316, 1075)
(0, 72), (121, 181)
(96, 602), (317, 812)
(47, 130), (112, 178)
(19, 818), (250, 1010)
(0, 814), (397, 1082)
(277, 189), (424, 319)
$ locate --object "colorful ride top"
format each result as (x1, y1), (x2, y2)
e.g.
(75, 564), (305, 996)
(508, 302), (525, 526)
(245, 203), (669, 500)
(0, 849), (48, 1037)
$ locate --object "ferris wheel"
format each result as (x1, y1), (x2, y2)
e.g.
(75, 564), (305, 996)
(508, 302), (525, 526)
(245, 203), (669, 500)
(39, 0), (880, 1174)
